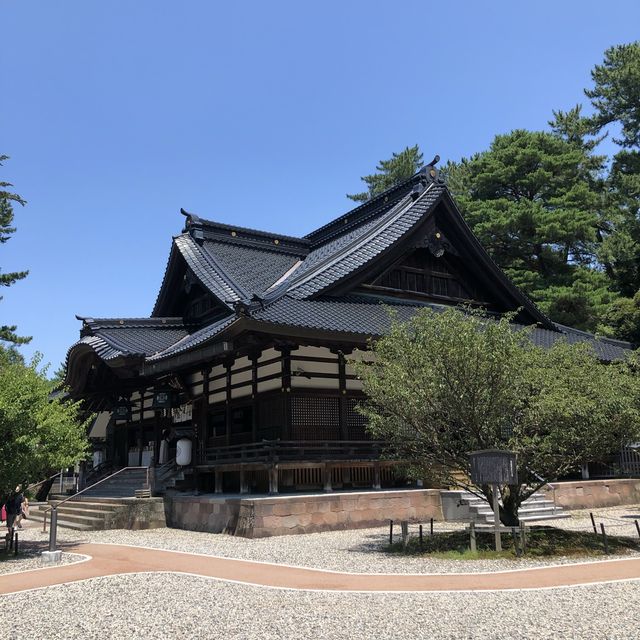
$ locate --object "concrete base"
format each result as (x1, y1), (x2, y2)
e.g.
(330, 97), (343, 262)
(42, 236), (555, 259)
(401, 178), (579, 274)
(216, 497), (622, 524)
(165, 489), (443, 538)
(41, 550), (62, 563)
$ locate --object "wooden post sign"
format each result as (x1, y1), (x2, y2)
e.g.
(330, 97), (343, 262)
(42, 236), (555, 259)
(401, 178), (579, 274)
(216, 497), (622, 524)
(469, 450), (518, 553)
(469, 449), (518, 486)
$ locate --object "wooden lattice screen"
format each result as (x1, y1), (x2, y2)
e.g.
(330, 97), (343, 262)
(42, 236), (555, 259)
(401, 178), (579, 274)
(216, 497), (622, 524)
(346, 397), (369, 440)
(290, 396), (340, 440)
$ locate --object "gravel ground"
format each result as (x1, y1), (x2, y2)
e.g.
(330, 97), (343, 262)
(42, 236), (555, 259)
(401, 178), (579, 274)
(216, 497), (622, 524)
(1, 572), (639, 640)
(0, 523), (85, 575)
(0, 551), (81, 576)
(13, 504), (640, 575)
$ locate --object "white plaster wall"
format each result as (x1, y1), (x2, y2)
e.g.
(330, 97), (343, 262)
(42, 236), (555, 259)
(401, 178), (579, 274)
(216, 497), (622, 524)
(291, 376), (340, 390)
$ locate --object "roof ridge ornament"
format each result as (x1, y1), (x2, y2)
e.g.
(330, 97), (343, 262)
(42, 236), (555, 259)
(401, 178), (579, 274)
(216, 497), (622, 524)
(418, 154), (441, 184)
(180, 208), (204, 244)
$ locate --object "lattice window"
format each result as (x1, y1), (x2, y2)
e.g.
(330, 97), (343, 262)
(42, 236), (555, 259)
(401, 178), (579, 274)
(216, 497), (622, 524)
(346, 397), (369, 440)
(290, 396), (340, 440)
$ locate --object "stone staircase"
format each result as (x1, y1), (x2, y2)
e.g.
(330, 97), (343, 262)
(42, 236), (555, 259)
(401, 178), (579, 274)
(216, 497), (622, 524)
(441, 490), (570, 524)
(29, 498), (134, 531)
(28, 468), (154, 531)
(80, 467), (149, 498)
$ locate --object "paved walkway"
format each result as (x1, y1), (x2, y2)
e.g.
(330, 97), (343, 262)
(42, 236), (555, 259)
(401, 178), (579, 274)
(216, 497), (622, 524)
(1, 543), (640, 595)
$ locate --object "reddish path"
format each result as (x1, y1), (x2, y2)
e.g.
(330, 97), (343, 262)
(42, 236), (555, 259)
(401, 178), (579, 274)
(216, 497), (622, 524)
(1, 543), (640, 595)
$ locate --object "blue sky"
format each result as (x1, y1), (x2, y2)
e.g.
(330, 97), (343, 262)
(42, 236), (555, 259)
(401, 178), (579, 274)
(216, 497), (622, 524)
(3, 0), (640, 370)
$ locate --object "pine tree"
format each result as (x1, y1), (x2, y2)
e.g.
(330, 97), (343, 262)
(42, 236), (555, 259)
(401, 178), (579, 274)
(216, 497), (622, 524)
(0, 155), (30, 345)
(585, 42), (640, 148)
(447, 130), (615, 331)
(347, 145), (423, 203)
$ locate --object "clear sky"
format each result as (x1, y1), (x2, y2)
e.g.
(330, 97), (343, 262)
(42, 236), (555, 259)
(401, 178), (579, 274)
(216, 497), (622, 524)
(3, 0), (640, 370)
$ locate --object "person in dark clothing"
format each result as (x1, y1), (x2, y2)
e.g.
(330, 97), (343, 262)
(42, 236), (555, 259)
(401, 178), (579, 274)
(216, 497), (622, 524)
(5, 487), (24, 533)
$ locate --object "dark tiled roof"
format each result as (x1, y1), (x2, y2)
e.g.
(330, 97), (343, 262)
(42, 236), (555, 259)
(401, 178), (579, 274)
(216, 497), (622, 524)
(304, 172), (423, 246)
(70, 169), (634, 372)
(74, 318), (192, 359)
(174, 235), (244, 303)
(252, 295), (631, 361)
(182, 211), (310, 255)
(146, 315), (237, 361)
(286, 183), (445, 299)
(202, 240), (301, 297)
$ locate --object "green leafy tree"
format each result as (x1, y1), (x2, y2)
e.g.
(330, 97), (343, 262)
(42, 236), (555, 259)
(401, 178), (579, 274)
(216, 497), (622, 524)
(355, 307), (640, 525)
(0, 353), (90, 499)
(347, 145), (423, 202)
(447, 130), (612, 331)
(0, 155), (30, 345)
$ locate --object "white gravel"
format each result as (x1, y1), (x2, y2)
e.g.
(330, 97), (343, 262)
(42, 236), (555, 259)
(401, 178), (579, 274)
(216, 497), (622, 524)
(0, 552), (81, 576)
(1, 572), (639, 639)
(14, 504), (640, 575)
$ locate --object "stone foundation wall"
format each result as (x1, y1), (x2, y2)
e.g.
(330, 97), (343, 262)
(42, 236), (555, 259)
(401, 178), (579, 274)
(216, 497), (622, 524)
(541, 479), (640, 510)
(105, 498), (167, 530)
(166, 489), (443, 538)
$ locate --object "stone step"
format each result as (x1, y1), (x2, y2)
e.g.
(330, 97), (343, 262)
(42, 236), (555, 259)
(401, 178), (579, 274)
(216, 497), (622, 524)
(519, 512), (572, 522)
(42, 511), (106, 529)
(32, 505), (119, 519)
(45, 500), (125, 510)
(471, 503), (560, 516)
(28, 508), (106, 529)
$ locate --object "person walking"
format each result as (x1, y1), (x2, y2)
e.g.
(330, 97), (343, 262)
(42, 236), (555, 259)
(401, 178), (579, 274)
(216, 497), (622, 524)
(5, 488), (23, 534)
(15, 495), (28, 529)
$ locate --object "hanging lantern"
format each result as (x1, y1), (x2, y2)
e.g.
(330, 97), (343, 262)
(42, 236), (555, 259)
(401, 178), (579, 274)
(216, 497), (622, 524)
(153, 387), (177, 409)
(113, 398), (132, 421)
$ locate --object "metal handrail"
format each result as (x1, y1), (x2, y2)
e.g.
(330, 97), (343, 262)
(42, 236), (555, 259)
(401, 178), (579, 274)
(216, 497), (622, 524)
(45, 466), (149, 552)
(25, 471), (62, 493)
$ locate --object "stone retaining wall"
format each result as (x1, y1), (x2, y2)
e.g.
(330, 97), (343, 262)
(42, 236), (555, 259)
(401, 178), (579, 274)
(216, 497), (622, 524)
(166, 489), (443, 538)
(106, 498), (167, 530)
(541, 479), (640, 510)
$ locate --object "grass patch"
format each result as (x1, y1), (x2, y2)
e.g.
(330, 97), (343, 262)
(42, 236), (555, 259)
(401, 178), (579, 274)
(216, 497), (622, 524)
(387, 527), (640, 559)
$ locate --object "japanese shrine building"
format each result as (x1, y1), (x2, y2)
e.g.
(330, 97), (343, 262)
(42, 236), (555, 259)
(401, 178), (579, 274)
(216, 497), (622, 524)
(64, 162), (631, 494)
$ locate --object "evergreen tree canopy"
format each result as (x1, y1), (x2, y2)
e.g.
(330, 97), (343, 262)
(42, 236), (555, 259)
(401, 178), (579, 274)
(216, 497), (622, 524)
(0, 155), (30, 345)
(586, 41), (640, 148)
(347, 145), (423, 202)
(447, 130), (613, 330)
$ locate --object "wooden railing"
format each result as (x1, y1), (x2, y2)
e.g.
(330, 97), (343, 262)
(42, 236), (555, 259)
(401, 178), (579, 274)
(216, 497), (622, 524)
(203, 440), (385, 465)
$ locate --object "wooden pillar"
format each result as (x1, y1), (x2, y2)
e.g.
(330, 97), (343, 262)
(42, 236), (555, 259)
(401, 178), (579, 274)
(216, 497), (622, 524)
(268, 465), (279, 494)
(199, 367), (211, 465)
(137, 416), (144, 467)
(337, 351), (349, 441)
(224, 358), (234, 446)
(250, 351), (260, 442)
(240, 467), (249, 494)
(153, 390), (161, 464)
(342, 466), (352, 488)
(215, 470), (223, 494)
(277, 345), (293, 440)
(323, 463), (333, 492)
(373, 461), (381, 490)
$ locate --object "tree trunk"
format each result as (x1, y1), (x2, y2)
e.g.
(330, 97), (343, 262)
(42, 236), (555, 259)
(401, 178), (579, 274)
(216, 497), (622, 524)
(499, 485), (520, 526)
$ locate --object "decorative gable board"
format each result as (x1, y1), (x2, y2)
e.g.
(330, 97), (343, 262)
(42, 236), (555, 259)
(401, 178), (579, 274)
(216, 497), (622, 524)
(328, 198), (544, 324)
(362, 246), (495, 307)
